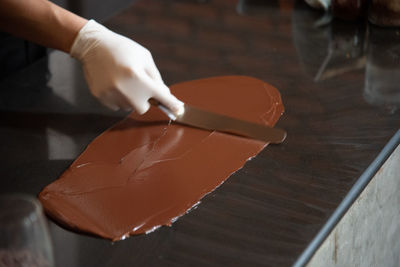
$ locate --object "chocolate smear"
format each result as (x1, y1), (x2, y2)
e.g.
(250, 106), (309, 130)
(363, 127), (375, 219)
(39, 76), (284, 241)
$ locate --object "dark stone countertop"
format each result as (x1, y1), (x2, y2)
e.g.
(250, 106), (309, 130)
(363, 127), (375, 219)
(1, 1), (399, 266)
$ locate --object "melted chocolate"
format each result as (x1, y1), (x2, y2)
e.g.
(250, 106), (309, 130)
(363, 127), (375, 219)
(39, 76), (284, 241)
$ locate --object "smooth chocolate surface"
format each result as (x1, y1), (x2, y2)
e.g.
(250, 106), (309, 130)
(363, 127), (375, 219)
(39, 76), (284, 241)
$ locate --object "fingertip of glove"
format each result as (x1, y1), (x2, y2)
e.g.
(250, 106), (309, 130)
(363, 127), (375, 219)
(163, 95), (185, 116)
(136, 102), (150, 115)
(171, 101), (185, 116)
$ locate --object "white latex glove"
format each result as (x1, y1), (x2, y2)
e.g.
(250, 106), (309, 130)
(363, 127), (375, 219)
(70, 20), (183, 115)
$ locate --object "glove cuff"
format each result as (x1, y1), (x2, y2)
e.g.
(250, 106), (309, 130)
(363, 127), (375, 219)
(70, 19), (108, 60)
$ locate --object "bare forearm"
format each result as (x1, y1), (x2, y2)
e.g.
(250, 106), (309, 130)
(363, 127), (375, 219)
(0, 0), (87, 53)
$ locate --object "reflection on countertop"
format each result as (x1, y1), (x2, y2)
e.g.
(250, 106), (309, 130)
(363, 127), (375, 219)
(0, 51), (126, 192)
(292, 2), (400, 113)
(365, 26), (400, 113)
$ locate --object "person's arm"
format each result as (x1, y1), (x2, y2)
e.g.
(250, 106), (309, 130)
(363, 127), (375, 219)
(0, 0), (87, 53)
(0, 0), (183, 115)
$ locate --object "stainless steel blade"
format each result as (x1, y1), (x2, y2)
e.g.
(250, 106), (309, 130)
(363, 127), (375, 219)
(150, 99), (287, 144)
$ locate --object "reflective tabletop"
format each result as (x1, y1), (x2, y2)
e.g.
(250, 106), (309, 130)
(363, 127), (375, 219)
(1, 0), (399, 266)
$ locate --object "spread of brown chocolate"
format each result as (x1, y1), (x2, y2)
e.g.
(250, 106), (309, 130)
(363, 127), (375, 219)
(38, 76), (284, 241)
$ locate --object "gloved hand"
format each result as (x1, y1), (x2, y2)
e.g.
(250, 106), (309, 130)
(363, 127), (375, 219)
(70, 20), (183, 115)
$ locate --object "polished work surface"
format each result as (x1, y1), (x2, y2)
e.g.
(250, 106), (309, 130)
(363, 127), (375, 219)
(1, 0), (400, 266)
